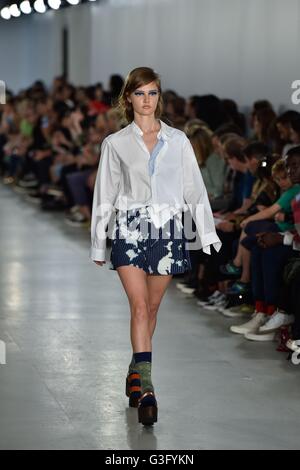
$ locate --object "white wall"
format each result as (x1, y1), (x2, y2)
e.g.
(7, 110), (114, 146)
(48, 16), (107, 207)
(0, 16), (30, 93)
(0, 0), (300, 109)
(90, 0), (300, 108)
(0, 4), (92, 93)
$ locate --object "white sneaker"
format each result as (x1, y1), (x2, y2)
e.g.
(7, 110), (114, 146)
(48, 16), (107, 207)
(70, 205), (80, 214)
(179, 286), (196, 295)
(65, 211), (86, 222)
(221, 309), (251, 318)
(244, 331), (276, 341)
(258, 311), (294, 333)
(176, 281), (187, 290)
(286, 339), (300, 352)
(197, 290), (222, 307)
(46, 187), (64, 197)
(205, 294), (227, 311)
(230, 312), (267, 335)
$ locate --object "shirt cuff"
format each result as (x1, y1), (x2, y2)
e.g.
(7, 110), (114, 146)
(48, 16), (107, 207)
(201, 232), (222, 255)
(90, 247), (106, 261)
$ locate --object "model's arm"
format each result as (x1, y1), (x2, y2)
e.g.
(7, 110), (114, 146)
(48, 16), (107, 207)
(90, 138), (121, 262)
(182, 137), (222, 254)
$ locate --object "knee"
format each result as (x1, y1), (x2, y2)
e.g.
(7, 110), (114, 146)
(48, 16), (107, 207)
(149, 302), (160, 321)
(131, 300), (149, 322)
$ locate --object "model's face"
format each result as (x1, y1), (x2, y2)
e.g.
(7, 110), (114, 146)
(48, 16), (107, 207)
(127, 81), (159, 117)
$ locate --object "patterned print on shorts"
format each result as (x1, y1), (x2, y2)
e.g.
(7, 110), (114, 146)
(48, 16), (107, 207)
(109, 206), (192, 275)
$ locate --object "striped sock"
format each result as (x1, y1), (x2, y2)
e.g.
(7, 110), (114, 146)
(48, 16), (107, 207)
(127, 354), (141, 405)
(134, 352), (155, 406)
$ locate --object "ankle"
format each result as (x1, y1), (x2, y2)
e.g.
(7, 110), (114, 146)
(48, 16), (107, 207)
(134, 352), (154, 394)
(128, 354), (136, 373)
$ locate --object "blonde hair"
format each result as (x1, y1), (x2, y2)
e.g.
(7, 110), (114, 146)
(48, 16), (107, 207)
(106, 108), (127, 129)
(271, 158), (287, 177)
(115, 67), (163, 123)
(184, 118), (211, 137)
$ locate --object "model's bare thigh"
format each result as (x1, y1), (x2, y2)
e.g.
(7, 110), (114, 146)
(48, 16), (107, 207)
(116, 265), (149, 307)
(116, 266), (173, 349)
(146, 273), (173, 317)
(116, 266), (172, 311)
(116, 265), (151, 351)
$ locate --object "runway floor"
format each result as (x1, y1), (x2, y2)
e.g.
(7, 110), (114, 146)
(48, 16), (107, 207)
(0, 183), (300, 450)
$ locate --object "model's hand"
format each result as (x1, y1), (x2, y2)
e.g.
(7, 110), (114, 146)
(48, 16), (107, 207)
(94, 261), (106, 266)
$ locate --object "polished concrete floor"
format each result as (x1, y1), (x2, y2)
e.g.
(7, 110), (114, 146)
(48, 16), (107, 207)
(0, 183), (300, 450)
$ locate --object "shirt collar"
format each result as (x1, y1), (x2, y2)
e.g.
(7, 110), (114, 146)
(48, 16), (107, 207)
(130, 119), (172, 141)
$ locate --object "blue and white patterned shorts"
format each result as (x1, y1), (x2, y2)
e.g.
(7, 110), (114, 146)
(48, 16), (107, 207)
(108, 206), (192, 275)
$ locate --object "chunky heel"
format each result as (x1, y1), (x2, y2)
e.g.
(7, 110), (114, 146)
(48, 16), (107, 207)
(126, 372), (141, 408)
(129, 394), (140, 408)
(138, 392), (158, 426)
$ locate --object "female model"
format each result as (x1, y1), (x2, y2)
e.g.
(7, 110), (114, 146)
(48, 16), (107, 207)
(90, 67), (221, 426)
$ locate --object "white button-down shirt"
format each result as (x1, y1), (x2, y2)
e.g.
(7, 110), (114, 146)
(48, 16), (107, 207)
(90, 119), (221, 261)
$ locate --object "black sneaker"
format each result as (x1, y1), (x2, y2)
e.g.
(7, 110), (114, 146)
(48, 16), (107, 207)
(41, 196), (67, 211)
(218, 290), (253, 314)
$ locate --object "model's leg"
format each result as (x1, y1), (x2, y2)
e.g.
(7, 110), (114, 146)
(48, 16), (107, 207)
(116, 265), (150, 352)
(116, 265), (159, 424)
(117, 265), (149, 407)
(147, 274), (173, 339)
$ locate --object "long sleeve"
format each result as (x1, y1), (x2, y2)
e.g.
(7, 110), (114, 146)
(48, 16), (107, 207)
(182, 137), (222, 255)
(90, 138), (121, 261)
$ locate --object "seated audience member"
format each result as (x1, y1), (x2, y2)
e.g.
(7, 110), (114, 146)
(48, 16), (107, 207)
(252, 107), (277, 148)
(289, 115), (300, 147)
(187, 126), (227, 201)
(220, 144), (279, 294)
(221, 99), (246, 136)
(230, 147), (300, 341)
(275, 110), (300, 157)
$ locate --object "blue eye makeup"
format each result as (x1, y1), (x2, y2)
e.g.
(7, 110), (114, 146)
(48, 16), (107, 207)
(134, 90), (159, 96)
